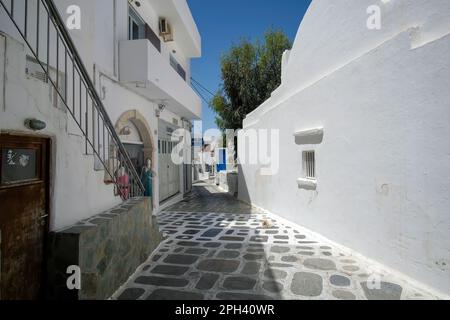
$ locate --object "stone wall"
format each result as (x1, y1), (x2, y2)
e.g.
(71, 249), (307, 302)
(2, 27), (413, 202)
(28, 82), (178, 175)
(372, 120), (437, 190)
(46, 198), (162, 300)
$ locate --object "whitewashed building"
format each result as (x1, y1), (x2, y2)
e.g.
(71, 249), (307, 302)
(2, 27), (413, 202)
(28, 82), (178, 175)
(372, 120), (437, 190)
(238, 0), (450, 296)
(0, 0), (201, 299)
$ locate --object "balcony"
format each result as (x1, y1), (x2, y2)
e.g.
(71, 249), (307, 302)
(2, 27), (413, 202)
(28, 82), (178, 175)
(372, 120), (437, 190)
(119, 39), (201, 120)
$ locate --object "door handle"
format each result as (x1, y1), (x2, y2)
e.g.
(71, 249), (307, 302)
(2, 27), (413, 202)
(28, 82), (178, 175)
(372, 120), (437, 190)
(39, 214), (49, 220)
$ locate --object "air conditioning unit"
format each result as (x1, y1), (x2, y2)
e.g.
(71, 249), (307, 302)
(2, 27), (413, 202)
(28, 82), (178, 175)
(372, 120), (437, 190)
(159, 18), (170, 34)
(159, 18), (174, 42)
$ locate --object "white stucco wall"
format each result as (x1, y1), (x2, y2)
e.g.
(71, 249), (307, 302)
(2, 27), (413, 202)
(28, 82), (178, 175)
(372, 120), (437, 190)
(239, 0), (450, 295)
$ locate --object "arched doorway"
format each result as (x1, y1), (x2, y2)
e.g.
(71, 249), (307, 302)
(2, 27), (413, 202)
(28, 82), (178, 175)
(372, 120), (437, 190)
(115, 110), (155, 178)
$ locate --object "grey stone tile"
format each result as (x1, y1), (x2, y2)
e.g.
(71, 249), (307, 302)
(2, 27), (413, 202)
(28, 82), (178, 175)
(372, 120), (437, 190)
(217, 250), (241, 259)
(241, 262), (261, 276)
(219, 236), (246, 242)
(281, 255), (298, 263)
(263, 281), (284, 293)
(177, 241), (200, 247)
(201, 228), (224, 238)
(271, 246), (290, 254)
(163, 254), (199, 265)
(197, 259), (240, 273)
(264, 269), (288, 280)
(185, 248), (208, 255)
(223, 276), (257, 291)
(203, 242), (221, 248)
(304, 258), (336, 271)
(333, 290), (356, 300)
(183, 230), (201, 235)
(146, 289), (204, 300)
(150, 265), (190, 276)
(117, 288), (145, 300)
(250, 236), (269, 243)
(216, 292), (272, 300)
(330, 275), (351, 287)
(243, 253), (265, 261)
(291, 272), (323, 297)
(225, 243), (243, 250)
(268, 263), (293, 268)
(196, 273), (220, 290)
(135, 276), (189, 288)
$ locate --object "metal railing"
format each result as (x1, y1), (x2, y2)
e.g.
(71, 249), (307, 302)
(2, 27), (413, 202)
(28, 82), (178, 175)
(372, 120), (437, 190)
(0, 0), (145, 199)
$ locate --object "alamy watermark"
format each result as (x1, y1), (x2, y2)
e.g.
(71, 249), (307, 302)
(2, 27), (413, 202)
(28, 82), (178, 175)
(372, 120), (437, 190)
(66, 265), (81, 290)
(169, 127), (280, 176)
(63, 2), (390, 34)
(367, 0), (391, 30)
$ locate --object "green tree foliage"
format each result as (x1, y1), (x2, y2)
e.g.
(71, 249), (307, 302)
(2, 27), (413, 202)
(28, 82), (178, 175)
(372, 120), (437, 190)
(211, 29), (292, 131)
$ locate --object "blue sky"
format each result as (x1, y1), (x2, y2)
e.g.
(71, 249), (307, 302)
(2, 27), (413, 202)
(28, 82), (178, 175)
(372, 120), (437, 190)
(187, 0), (312, 136)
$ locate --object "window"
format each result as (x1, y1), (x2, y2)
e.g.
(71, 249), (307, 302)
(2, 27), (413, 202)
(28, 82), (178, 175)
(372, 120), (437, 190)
(169, 54), (177, 70)
(303, 151), (316, 180)
(1, 148), (38, 184)
(128, 5), (161, 52)
(128, 6), (145, 40)
(170, 54), (187, 81)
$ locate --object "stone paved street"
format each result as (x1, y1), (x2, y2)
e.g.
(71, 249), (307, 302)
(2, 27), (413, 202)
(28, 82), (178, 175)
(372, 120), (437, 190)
(112, 181), (439, 300)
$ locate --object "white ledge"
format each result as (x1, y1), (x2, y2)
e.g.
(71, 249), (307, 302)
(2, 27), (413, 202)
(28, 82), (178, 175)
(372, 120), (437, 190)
(294, 127), (324, 145)
(297, 178), (317, 191)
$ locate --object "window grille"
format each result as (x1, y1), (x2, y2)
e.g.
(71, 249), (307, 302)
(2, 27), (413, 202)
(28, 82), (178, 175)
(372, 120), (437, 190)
(303, 151), (316, 179)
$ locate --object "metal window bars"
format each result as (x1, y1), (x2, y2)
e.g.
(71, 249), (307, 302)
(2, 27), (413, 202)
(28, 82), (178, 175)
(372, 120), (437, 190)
(303, 151), (316, 179)
(0, 0), (145, 199)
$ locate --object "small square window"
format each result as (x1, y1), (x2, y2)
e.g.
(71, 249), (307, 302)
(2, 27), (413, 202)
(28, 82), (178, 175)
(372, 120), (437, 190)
(1, 148), (38, 184)
(303, 151), (316, 179)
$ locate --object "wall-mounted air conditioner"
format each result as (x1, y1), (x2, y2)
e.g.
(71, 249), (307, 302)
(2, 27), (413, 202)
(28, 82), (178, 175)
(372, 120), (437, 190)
(159, 18), (174, 42)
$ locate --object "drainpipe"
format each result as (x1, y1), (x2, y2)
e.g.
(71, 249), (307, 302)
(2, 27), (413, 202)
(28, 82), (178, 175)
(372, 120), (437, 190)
(113, 0), (118, 78)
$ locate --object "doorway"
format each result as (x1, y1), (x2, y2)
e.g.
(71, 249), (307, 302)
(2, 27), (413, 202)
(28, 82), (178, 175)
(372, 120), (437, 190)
(158, 138), (181, 202)
(0, 134), (50, 300)
(124, 142), (145, 182)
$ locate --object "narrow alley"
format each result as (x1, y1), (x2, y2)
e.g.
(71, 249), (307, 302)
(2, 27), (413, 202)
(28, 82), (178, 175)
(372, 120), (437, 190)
(112, 181), (438, 301)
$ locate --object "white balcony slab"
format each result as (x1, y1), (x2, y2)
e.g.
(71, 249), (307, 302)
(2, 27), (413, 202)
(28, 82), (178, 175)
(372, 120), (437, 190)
(119, 39), (201, 120)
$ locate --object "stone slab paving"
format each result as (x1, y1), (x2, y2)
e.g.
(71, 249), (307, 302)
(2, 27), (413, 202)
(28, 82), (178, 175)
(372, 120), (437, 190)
(112, 182), (440, 300)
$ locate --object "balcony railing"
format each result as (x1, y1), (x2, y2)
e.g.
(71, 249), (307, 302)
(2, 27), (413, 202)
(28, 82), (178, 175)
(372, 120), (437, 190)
(144, 23), (161, 53)
(170, 54), (186, 81)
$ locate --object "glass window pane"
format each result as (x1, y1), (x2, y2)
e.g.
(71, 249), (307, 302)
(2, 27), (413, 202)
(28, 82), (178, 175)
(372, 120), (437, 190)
(128, 5), (145, 40)
(1, 148), (38, 184)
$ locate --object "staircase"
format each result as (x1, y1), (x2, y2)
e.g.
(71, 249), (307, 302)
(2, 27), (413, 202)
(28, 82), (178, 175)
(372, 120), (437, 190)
(0, 0), (144, 199)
